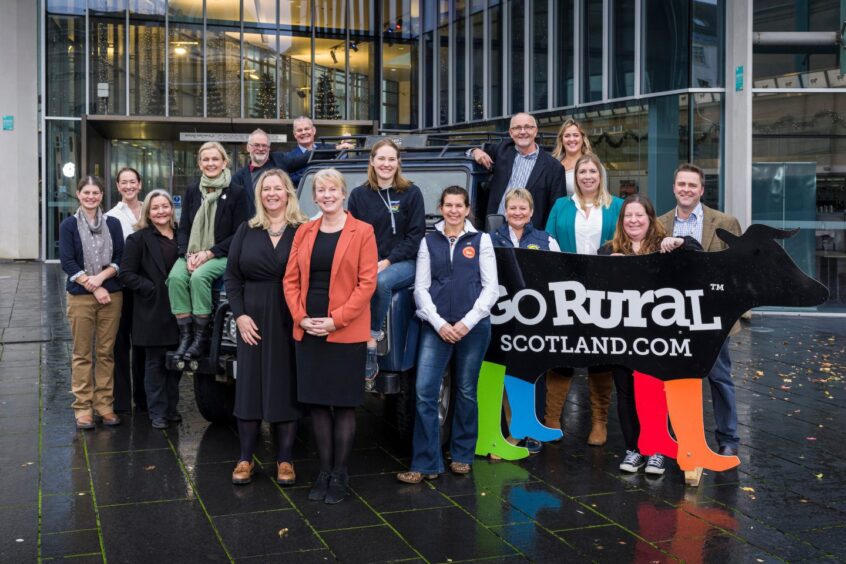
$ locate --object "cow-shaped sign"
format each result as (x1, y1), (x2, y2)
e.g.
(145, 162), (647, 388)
(476, 225), (829, 481)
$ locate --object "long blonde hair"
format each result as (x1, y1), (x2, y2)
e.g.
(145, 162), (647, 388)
(551, 118), (594, 161)
(573, 154), (613, 209)
(134, 190), (176, 231)
(249, 169), (308, 229)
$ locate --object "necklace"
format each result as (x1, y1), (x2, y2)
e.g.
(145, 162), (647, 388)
(584, 201), (595, 208)
(267, 224), (285, 237)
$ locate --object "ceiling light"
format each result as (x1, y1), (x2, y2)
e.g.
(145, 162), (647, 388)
(174, 46), (187, 56)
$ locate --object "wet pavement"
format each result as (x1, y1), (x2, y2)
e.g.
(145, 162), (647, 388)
(1, 261), (845, 563)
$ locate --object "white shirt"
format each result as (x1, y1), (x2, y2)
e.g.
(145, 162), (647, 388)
(105, 201), (141, 241)
(573, 200), (603, 255)
(414, 220), (500, 332)
(508, 226), (561, 252)
(565, 169), (575, 196)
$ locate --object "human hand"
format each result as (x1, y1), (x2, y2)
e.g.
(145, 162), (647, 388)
(660, 237), (684, 253)
(452, 322), (470, 340)
(437, 323), (461, 344)
(472, 149), (493, 169)
(93, 286), (111, 305)
(83, 273), (102, 292)
(236, 314), (261, 345)
(336, 141), (355, 150)
(300, 317), (328, 337)
(377, 259), (391, 273)
(312, 317), (337, 334)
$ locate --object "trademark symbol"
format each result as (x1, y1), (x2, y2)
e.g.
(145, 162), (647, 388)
(710, 284), (724, 291)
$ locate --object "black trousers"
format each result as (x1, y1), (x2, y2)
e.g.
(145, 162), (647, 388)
(143, 346), (181, 420)
(612, 366), (639, 451)
(113, 291), (147, 411)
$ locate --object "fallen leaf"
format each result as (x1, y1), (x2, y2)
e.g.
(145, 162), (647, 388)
(806, 437), (817, 441)
(278, 528), (289, 538)
(144, 465), (156, 471)
(755, 370), (764, 377)
(740, 487), (755, 492)
(815, 473), (824, 479)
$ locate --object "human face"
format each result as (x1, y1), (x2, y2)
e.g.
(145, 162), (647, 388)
(293, 120), (317, 148)
(199, 148), (226, 178)
(371, 145), (399, 186)
(505, 197), (533, 231)
(508, 113), (538, 153)
(440, 194), (470, 229)
(673, 171), (705, 212)
(622, 202), (650, 243)
(117, 171), (142, 203)
(261, 175), (289, 216)
(576, 161), (601, 199)
(77, 184), (103, 213)
(148, 195), (173, 228)
(314, 179), (344, 215)
(561, 125), (584, 157)
(247, 134), (270, 166)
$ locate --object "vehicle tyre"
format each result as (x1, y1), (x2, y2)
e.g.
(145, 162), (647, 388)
(193, 374), (235, 424)
(392, 365), (455, 447)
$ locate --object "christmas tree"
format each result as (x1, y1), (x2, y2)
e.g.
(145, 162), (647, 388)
(314, 71), (341, 120)
(148, 69), (174, 116)
(253, 72), (276, 118)
(206, 68), (226, 116)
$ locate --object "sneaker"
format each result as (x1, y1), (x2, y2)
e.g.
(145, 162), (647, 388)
(645, 453), (667, 475)
(365, 347), (379, 381)
(151, 418), (169, 429)
(619, 450), (646, 473)
(517, 438), (543, 454)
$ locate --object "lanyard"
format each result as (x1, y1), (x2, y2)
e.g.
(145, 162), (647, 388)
(377, 188), (397, 235)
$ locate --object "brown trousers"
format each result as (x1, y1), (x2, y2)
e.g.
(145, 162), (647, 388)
(67, 292), (123, 417)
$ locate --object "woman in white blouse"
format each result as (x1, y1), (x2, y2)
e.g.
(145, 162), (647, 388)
(543, 154), (624, 446)
(106, 167), (147, 413)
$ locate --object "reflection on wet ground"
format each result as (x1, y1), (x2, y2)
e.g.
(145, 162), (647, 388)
(1, 263), (844, 562)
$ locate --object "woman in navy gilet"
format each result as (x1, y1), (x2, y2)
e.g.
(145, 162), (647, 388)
(397, 186), (499, 484)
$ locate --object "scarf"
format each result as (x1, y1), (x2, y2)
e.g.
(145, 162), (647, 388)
(75, 207), (113, 278)
(188, 168), (231, 254)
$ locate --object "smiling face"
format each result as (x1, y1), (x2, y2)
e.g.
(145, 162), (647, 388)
(77, 183), (103, 212)
(673, 170), (705, 212)
(440, 194), (470, 229)
(260, 174), (289, 216)
(293, 119), (317, 148)
(314, 178), (345, 215)
(622, 202), (650, 243)
(508, 113), (538, 153)
(505, 197), (533, 231)
(247, 133), (270, 166)
(576, 160), (601, 200)
(148, 195), (173, 228)
(370, 145), (399, 186)
(117, 170), (142, 203)
(199, 147), (226, 178)
(560, 124), (584, 157)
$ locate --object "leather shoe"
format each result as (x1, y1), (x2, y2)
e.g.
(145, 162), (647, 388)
(397, 471), (438, 484)
(324, 472), (349, 505)
(75, 415), (95, 430)
(276, 462), (296, 486)
(718, 445), (738, 456)
(308, 471), (331, 501)
(100, 413), (121, 427)
(231, 460), (255, 485)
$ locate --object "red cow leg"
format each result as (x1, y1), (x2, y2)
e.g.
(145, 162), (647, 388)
(634, 372), (678, 458)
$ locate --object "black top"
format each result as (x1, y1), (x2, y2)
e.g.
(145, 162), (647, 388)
(177, 179), (249, 258)
(347, 184), (426, 264)
(597, 235), (703, 256)
(231, 150), (312, 216)
(155, 229), (179, 271)
(306, 230), (342, 318)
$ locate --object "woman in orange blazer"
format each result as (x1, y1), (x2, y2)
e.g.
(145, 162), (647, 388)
(284, 168), (377, 505)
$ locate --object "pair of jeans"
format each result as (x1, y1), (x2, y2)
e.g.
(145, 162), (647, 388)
(166, 257), (227, 316)
(707, 338), (739, 449)
(370, 260), (416, 338)
(143, 346), (181, 421)
(410, 318), (491, 474)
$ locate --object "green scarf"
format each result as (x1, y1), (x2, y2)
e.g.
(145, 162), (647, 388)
(187, 168), (231, 254)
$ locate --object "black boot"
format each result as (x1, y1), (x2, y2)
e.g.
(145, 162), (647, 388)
(183, 316), (212, 360)
(308, 471), (331, 501)
(173, 319), (194, 359)
(324, 471), (349, 505)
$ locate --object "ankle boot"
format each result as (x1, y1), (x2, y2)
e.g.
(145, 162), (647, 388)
(173, 319), (194, 359)
(324, 471), (349, 504)
(587, 371), (613, 446)
(543, 369), (572, 430)
(183, 316), (212, 360)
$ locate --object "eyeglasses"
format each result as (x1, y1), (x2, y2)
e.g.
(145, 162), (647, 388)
(510, 125), (537, 132)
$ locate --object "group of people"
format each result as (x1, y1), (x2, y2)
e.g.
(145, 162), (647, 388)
(59, 111), (742, 506)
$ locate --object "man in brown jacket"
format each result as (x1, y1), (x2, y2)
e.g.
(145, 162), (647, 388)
(658, 163), (742, 464)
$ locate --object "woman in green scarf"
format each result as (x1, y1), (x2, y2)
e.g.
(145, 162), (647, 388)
(167, 141), (249, 360)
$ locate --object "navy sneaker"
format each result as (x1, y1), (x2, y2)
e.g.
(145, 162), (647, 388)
(619, 450), (646, 473)
(645, 453), (667, 475)
(517, 438), (543, 454)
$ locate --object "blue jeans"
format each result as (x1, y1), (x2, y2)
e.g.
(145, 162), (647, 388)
(410, 318), (491, 474)
(707, 338), (739, 449)
(370, 260), (416, 338)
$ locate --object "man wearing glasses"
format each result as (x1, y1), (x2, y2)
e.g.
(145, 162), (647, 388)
(469, 112), (565, 228)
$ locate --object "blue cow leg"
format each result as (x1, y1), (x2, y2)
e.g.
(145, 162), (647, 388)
(504, 375), (564, 443)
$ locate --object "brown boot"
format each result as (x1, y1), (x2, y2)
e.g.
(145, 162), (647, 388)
(587, 371), (613, 446)
(544, 368), (572, 431)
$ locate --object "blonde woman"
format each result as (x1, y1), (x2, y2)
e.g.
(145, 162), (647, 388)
(167, 141), (248, 361)
(551, 119), (601, 196)
(224, 169), (308, 486)
(544, 153), (624, 446)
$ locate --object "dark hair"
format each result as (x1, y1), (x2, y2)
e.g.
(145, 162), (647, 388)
(438, 185), (470, 208)
(76, 175), (106, 194)
(115, 167), (142, 184)
(673, 163), (704, 185)
(610, 193), (667, 255)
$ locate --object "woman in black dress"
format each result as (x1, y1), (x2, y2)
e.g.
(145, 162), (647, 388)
(225, 169), (308, 486)
(284, 168), (378, 505)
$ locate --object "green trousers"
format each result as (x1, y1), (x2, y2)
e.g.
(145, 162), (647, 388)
(166, 257), (227, 316)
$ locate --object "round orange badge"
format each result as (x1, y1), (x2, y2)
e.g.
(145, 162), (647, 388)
(462, 246), (476, 259)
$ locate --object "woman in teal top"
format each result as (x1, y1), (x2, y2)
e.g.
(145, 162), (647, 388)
(543, 153), (623, 447)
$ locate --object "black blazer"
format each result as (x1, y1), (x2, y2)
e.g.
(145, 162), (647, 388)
(481, 139), (566, 229)
(119, 227), (179, 347)
(232, 150), (312, 215)
(177, 179), (249, 258)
